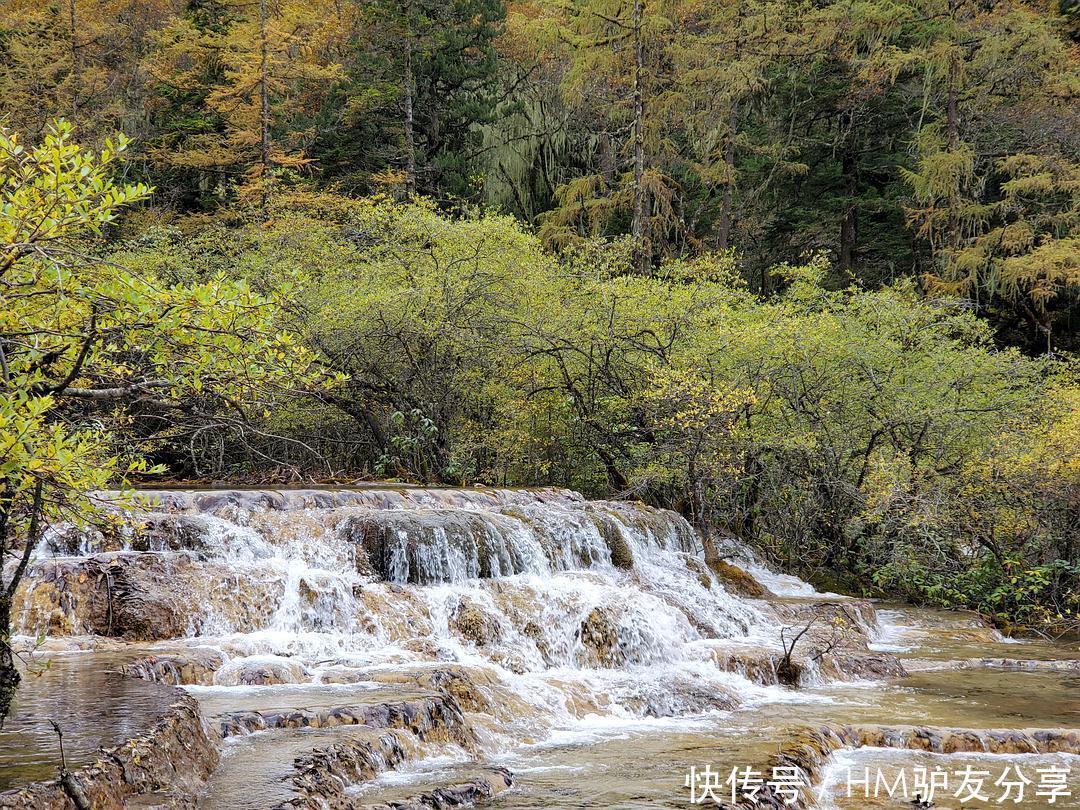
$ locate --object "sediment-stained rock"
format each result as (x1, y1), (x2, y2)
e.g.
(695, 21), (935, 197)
(216, 695), (476, 749)
(576, 606), (624, 668)
(125, 650), (312, 687)
(353, 768), (514, 810)
(742, 597), (907, 685)
(586, 501), (701, 556)
(591, 511), (635, 569)
(708, 642), (905, 687)
(709, 646), (788, 684)
(816, 650), (907, 681)
(16, 553), (284, 640)
(905, 657), (1080, 672)
(0, 693), (218, 809)
(366, 667), (502, 715)
(279, 730), (416, 807)
(110, 487), (584, 516)
(123, 649), (227, 685)
(619, 674), (739, 718)
(705, 559), (770, 599)
(214, 657), (310, 686)
(449, 597), (503, 647)
(342, 508), (553, 582)
(129, 515), (215, 553)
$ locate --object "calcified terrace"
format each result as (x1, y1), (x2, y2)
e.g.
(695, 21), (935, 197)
(2, 487), (1077, 808)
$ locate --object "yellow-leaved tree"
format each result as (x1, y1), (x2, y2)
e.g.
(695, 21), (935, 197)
(146, 0), (351, 203)
(0, 121), (332, 717)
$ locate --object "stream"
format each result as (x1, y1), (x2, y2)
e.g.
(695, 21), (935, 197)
(3, 487), (1078, 808)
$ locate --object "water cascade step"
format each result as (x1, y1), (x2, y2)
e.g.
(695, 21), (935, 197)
(3, 486), (1074, 808)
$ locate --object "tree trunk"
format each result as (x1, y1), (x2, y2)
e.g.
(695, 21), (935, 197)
(630, 0), (647, 274)
(0, 480), (42, 727)
(404, 41), (417, 199)
(717, 105), (737, 251)
(944, 0), (962, 257)
(69, 0), (79, 123)
(0, 595), (17, 725)
(259, 0), (271, 199)
(838, 110), (858, 275)
(597, 445), (629, 492)
(717, 1), (743, 252)
(946, 3), (959, 153)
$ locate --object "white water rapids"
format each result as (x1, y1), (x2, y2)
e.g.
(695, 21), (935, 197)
(9, 487), (1079, 807)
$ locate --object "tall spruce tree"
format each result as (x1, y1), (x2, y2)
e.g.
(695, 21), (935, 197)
(311, 0), (504, 199)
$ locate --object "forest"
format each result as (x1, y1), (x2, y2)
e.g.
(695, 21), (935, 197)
(0, 0), (1078, 690)
(0, 1), (1079, 805)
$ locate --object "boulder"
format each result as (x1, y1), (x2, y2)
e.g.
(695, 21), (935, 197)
(576, 606), (624, 668)
(707, 559), (770, 598)
(123, 649), (226, 686)
(448, 597), (502, 647)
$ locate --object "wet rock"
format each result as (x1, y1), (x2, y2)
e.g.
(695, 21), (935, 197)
(339, 496), (697, 584)
(342, 509), (539, 583)
(737, 723), (1080, 809)
(818, 650), (907, 681)
(123, 649), (226, 686)
(710, 646), (787, 685)
(129, 515), (211, 552)
(576, 606), (624, 668)
(280, 730), (415, 807)
(399, 637), (453, 660)
(216, 695), (476, 749)
(366, 667), (499, 715)
(0, 693), (218, 809)
(776, 656), (803, 686)
(620, 675), (738, 717)
(522, 620), (557, 666)
(358, 768), (514, 810)
(193, 489), (288, 514)
(708, 637), (904, 688)
(449, 597), (502, 647)
(587, 501), (702, 556)
(42, 525), (121, 556)
(213, 657), (308, 686)
(592, 513), (635, 570)
(106, 486), (586, 516)
(907, 657), (1080, 672)
(763, 598), (908, 685)
(15, 553), (284, 640)
(15, 554), (194, 640)
(706, 559), (770, 599)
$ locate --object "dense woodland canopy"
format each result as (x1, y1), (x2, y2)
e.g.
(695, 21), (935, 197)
(2, 0), (1078, 346)
(0, 0), (1078, 665)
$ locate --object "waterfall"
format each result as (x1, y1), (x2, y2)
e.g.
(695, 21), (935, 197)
(10, 486), (1078, 808)
(17, 488), (775, 702)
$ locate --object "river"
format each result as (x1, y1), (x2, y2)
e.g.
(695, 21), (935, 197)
(4, 487), (1077, 808)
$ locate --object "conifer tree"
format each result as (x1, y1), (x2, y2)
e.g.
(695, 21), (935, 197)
(146, 0), (349, 204)
(533, 0), (681, 272)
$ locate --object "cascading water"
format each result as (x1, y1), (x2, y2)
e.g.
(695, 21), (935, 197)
(6, 487), (1079, 808)
(19, 488), (771, 685)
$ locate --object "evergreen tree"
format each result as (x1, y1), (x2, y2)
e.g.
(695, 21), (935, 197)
(312, 0), (504, 199)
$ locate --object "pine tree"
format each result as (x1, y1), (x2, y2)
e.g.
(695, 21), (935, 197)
(532, 0), (681, 272)
(667, 0), (807, 252)
(0, 0), (176, 146)
(889, 0), (1079, 348)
